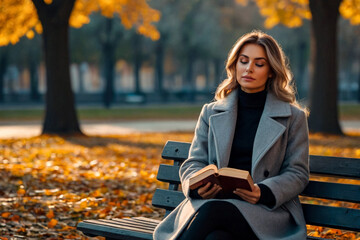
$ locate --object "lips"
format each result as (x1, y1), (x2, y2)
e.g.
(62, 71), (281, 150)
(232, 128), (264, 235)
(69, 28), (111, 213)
(242, 76), (255, 81)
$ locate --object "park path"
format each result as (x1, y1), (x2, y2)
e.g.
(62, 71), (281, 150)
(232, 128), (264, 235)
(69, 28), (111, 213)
(0, 120), (198, 138)
(0, 120), (359, 139)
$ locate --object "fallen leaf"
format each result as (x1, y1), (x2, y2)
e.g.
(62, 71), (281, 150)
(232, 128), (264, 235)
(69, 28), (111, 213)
(48, 219), (58, 228)
(46, 210), (54, 219)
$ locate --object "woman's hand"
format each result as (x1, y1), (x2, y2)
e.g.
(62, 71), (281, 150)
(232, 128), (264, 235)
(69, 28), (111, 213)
(197, 182), (222, 199)
(233, 184), (261, 204)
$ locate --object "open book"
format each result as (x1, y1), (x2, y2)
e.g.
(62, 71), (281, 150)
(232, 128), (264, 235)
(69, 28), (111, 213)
(189, 164), (254, 193)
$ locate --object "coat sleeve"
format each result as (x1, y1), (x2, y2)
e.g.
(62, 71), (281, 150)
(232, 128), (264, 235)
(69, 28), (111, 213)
(179, 104), (210, 199)
(259, 107), (310, 210)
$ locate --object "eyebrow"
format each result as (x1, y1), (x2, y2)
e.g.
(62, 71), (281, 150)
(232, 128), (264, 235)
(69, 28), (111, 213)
(239, 54), (267, 61)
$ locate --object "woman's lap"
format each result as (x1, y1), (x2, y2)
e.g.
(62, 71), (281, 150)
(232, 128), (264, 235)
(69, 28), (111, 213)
(177, 200), (258, 240)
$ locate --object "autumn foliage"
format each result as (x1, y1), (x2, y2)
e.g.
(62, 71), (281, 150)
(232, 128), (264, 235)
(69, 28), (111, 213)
(235, 0), (360, 28)
(0, 132), (359, 239)
(0, 0), (160, 46)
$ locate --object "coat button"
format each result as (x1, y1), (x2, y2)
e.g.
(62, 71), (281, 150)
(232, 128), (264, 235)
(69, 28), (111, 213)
(264, 170), (269, 177)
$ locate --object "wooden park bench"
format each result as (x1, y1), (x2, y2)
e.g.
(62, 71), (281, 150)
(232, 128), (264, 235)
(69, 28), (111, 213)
(77, 141), (360, 239)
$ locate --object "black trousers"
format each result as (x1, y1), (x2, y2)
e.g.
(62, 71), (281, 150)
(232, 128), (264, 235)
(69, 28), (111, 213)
(177, 201), (258, 240)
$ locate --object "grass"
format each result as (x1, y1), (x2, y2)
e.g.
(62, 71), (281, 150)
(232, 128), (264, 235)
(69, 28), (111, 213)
(0, 105), (203, 122)
(0, 102), (358, 122)
(339, 103), (360, 120)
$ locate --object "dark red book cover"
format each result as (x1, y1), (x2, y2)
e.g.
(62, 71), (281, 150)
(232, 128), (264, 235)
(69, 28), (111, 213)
(189, 169), (253, 194)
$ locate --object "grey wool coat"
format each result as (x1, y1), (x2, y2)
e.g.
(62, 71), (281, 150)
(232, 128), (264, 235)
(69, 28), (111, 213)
(153, 89), (310, 240)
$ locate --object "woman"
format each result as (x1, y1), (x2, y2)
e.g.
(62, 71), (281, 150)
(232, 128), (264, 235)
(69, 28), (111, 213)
(154, 31), (309, 240)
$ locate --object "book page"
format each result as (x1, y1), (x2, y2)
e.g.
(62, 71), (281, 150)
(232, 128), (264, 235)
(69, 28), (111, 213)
(189, 164), (218, 187)
(218, 167), (249, 179)
(192, 164), (218, 176)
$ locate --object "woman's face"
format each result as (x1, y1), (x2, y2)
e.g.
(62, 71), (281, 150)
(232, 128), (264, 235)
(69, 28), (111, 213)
(236, 43), (272, 93)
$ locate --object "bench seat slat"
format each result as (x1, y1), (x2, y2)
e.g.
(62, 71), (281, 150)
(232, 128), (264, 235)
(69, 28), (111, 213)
(84, 219), (155, 234)
(121, 217), (160, 226)
(112, 217), (160, 226)
(303, 204), (360, 231)
(97, 219), (158, 231)
(77, 220), (153, 240)
(134, 216), (161, 224)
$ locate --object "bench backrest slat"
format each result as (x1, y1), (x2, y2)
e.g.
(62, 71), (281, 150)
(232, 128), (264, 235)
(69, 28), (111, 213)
(161, 141), (190, 161)
(302, 204), (360, 231)
(154, 141), (360, 232)
(157, 164), (181, 184)
(152, 189), (184, 211)
(309, 155), (360, 178)
(302, 181), (360, 203)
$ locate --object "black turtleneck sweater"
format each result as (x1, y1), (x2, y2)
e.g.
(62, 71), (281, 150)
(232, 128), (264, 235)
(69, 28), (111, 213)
(228, 88), (267, 171)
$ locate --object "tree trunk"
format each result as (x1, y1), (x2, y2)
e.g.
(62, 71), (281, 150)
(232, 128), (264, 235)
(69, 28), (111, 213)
(185, 49), (196, 102)
(33, 0), (82, 135)
(204, 60), (210, 90)
(297, 41), (307, 100)
(78, 63), (85, 94)
(155, 36), (165, 99)
(103, 18), (116, 108)
(213, 58), (223, 86)
(133, 33), (142, 95)
(0, 49), (8, 102)
(358, 72), (360, 102)
(29, 50), (40, 102)
(308, 0), (343, 135)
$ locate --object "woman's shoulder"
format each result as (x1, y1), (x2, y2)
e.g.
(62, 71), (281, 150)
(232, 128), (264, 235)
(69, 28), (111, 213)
(287, 103), (308, 129)
(203, 101), (217, 109)
(289, 103), (308, 119)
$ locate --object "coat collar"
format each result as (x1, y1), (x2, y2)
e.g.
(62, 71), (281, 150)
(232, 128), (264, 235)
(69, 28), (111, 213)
(212, 89), (238, 112)
(212, 88), (291, 117)
(210, 88), (292, 172)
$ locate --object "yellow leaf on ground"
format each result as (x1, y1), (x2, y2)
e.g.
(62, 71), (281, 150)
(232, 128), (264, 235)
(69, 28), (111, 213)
(46, 210), (55, 219)
(11, 215), (20, 221)
(1, 212), (11, 218)
(48, 218), (58, 228)
(17, 188), (26, 196)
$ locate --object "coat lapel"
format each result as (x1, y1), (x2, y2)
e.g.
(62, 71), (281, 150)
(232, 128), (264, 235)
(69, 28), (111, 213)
(209, 90), (238, 168)
(252, 92), (291, 172)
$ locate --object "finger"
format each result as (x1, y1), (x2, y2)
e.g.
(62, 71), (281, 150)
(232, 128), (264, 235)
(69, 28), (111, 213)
(206, 184), (222, 197)
(209, 186), (223, 198)
(198, 182), (212, 195)
(202, 184), (221, 199)
(202, 184), (220, 198)
(234, 188), (253, 196)
(235, 187), (260, 199)
(233, 190), (258, 204)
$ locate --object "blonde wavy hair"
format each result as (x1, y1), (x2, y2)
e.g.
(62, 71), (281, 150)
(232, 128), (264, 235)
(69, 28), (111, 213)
(215, 30), (306, 112)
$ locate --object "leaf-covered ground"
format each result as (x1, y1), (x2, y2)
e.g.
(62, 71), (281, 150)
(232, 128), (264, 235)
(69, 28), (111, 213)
(0, 132), (359, 239)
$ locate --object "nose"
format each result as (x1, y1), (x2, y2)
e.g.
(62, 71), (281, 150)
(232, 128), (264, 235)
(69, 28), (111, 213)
(246, 62), (253, 73)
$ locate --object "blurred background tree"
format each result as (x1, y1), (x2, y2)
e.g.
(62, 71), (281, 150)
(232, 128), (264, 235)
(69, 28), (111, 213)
(0, 0), (160, 135)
